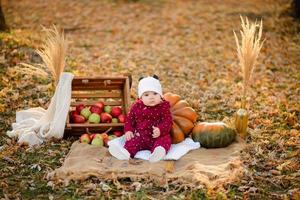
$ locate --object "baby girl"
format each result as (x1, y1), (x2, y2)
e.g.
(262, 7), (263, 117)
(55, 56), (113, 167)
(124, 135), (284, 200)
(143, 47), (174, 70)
(109, 75), (173, 162)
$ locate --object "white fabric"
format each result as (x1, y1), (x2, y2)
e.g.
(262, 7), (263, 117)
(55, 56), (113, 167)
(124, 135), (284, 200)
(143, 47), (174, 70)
(138, 76), (162, 98)
(108, 136), (200, 161)
(6, 72), (74, 147)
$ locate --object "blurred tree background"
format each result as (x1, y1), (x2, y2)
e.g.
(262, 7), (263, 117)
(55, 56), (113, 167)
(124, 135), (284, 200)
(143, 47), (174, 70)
(0, 0), (7, 31)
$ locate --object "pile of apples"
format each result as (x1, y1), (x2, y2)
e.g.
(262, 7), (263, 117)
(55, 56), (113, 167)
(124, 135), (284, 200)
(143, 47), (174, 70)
(70, 101), (126, 124)
(80, 130), (123, 147)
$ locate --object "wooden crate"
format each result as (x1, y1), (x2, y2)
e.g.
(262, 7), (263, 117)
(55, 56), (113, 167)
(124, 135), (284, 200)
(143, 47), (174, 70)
(64, 75), (131, 137)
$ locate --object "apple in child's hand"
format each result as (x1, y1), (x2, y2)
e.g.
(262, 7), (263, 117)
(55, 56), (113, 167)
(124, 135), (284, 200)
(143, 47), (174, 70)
(100, 113), (112, 123)
(90, 105), (103, 115)
(104, 105), (112, 114)
(91, 137), (104, 147)
(118, 114), (126, 123)
(76, 104), (85, 113)
(88, 113), (101, 123)
(72, 114), (86, 123)
(80, 134), (91, 144)
(111, 118), (118, 123)
(113, 130), (123, 137)
(80, 107), (91, 119)
(111, 106), (122, 117)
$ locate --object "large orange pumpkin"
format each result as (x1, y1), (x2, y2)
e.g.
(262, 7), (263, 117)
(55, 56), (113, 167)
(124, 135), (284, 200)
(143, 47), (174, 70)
(163, 92), (197, 144)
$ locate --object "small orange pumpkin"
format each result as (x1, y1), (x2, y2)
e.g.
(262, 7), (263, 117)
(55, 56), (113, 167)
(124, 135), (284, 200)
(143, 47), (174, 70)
(163, 92), (197, 144)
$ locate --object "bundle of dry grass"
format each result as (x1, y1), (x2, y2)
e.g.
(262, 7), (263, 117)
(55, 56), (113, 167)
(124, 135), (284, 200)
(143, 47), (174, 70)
(36, 26), (67, 85)
(234, 16), (264, 103)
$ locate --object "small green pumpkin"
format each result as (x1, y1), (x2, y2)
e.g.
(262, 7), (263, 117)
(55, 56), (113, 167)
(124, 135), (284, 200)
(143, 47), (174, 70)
(192, 122), (236, 148)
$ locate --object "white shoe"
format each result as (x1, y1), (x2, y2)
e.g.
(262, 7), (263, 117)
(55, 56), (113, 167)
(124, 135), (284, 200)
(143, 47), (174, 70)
(108, 144), (130, 160)
(149, 146), (166, 163)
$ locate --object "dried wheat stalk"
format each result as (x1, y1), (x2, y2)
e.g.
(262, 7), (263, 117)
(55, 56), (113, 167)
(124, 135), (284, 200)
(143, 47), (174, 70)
(234, 16), (264, 100)
(36, 26), (67, 85)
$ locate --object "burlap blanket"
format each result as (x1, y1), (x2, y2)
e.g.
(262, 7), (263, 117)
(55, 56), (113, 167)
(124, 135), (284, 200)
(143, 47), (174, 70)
(48, 139), (245, 189)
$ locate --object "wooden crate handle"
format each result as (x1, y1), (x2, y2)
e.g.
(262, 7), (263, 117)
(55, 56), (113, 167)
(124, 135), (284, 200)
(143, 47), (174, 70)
(82, 79), (89, 84)
(104, 80), (111, 86)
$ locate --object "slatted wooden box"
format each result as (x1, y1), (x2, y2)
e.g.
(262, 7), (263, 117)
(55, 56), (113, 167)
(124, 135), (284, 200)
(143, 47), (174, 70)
(64, 75), (131, 137)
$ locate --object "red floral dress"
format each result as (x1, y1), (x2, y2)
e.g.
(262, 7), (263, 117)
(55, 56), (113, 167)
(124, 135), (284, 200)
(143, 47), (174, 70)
(124, 99), (173, 158)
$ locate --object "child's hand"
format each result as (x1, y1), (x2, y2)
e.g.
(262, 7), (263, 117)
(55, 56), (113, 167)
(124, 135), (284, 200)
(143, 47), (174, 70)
(152, 126), (160, 138)
(125, 131), (134, 141)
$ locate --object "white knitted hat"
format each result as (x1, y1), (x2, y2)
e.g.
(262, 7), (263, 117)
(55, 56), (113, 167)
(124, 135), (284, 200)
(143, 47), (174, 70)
(138, 76), (162, 98)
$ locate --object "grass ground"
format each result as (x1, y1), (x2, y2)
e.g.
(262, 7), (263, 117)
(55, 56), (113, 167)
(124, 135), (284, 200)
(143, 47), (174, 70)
(0, 0), (299, 199)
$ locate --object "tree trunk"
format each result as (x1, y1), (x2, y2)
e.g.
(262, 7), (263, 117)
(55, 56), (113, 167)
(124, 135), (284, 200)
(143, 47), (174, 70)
(0, 1), (7, 31)
(293, 0), (300, 18)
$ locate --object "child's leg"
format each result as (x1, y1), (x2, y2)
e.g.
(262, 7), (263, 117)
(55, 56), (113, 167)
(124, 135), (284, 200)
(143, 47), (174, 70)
(149, 135), (171, 162)
(109, 142), (130, 160)
(149, 146), (166, 163)
(124, 136), (144, 158)
(151, 134), (172, 153)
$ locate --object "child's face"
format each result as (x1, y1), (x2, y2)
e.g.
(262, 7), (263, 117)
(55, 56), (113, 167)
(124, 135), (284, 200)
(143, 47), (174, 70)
(141, 91), (162, 106)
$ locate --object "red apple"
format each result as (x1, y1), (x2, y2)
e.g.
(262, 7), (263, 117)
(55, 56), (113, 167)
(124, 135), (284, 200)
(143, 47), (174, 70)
(70, 110), (80, 123)
(111, 106), (122, 117)
(118, 114), (126, 123)
(101, 133), (109, 146)
(89, 133), (96, 140)
(80, 133), (91, 144)
(113, 130), (123, 137)
(95, 101), (105, 111)
(100, 113), (112, 123)
(72, 114), (86, 123)
(90, 105), (103, 115)
(103, 137), (109, 147)
(76, 104), (85, 113)
(70, 110), (79, 116)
